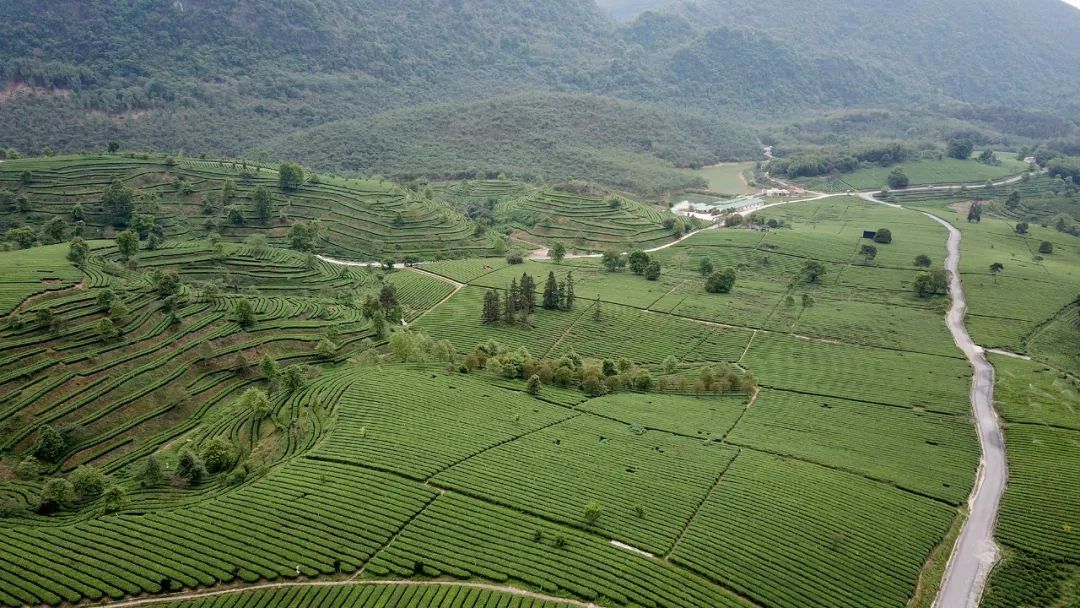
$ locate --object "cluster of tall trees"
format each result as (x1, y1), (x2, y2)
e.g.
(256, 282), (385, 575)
(483, 272), (575, 324)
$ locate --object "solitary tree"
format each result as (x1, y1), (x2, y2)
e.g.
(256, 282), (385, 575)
(115, 230), (140, 259)
(886, 168), (909, 189)
(1005, 191), (1021, 210)
(67, 237), (90, 267)
(601, 249), (625, 272)
(801, 260), (827, 283)
(628, 250), (650, 274)
(526, 375), (542, 396)
(705, 268), (737, 293)
(989, 262), (1005, 283)
(947, 139), (974, 160)
(644, 260), (661, 281)
(252, 185), (274, 224)
(138, 455), (165, 487)
(96, 317), (119, 342)
(278, 163), (305, 191)
(698, 257), (714, 276)
(176, 448), (208, 485)
(873, 228), (893, 244)
(240, 387), (272, 419)
(967, 202), (982, 223)
(550, 242), (566, 264)
(260, 354), (278, 380)
(234, 298), (256, 327)
(101, 178), (135, 225)
(584, 500), (603, 525)
(1015, 222), (1029, 235)
(200, 438), (238, 473)
(914, 254), (932, 268)
(31, 425), (66, 462)
(1038, 241), (1054, 254)
(68, 465), (107, 499)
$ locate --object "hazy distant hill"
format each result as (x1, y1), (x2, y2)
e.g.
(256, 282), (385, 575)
(262, 93), (761, 193)
(1, 0), (1078, 188)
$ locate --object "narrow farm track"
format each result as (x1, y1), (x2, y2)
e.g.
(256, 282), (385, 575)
(90, 579), (601, 608)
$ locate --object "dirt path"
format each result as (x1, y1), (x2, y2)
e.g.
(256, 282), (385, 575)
(529, 223), (719, 261)
(90, 579), (600, 608)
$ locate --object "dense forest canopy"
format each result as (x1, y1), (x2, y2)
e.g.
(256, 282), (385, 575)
(1, 0), (1079, 190)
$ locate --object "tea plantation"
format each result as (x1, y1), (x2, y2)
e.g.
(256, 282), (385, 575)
(0, 155), (1076, 608)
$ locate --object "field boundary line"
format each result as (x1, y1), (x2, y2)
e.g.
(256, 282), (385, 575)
(542, 301), (595, 358)
(665, 447), (741, 560)
(89, 579), (601, 608)
(424, 412), (582, 481)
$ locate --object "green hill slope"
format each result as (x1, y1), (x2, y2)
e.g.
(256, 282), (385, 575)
(264, 93), (760, 194)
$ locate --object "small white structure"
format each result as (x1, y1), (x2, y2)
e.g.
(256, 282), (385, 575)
(762, 188), (791, 197)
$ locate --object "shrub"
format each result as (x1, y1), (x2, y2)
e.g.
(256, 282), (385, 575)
(200, 437), (238, 473)
(584, 500), (603, 525)
(705, 268), (737, 293)
(176, 448), (208, 485)
(505, 251), (524, 264)
(68, 465), (107, 499)
(1038, 241), (1054, 254)
(873, 228), (892, 244)
(31, 426), (66, 462)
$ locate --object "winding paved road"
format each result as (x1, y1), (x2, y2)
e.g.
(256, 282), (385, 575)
(922, 211), (1007, 608)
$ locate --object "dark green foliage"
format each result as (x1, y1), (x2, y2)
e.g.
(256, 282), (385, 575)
(705, 268), (736, 293)
(601, 249), (626, 272)
(200, 438), (238, 474)
(913, 270), (948, 297)
(68, 465), (106, 499)
(550, 242), (566, 263)
(873, 228), (892, 244)
(234, 298), (256, 327)
(801, 260), (827, 283)
(101, 178), (135, 225)
(288, 219), (320, 252)
(5, 226), (37, 249)
(628, 249), (650, 274)
(115, 229), (139, 258)
(947, 139), (975, 160)
(1038, 241), (1054, 254)
(886, 168), (909, 189)
(151, 269), (181, 297)
(138, 455), (165, 487)
(698, 258), (714, 277)
(914, 254), (932, 268)
(967, 202), (982, 223)
(67, 237), (89, 266)
(542, 272), (559, 310)
(31, 425), (66, 463)
(278, 163), (304, 191)
(252, 185), (275, 223)
(176, 448), (208, 485)
(1016, 222), (1029, 235)
(644, 260), (661, 280)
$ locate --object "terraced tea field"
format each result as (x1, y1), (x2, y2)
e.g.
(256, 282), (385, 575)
(1, 156), (1076, 608)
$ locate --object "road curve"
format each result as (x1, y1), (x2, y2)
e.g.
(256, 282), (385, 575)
(922, 212), (1007, 608)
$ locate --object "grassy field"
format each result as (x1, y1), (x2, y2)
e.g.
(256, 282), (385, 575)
(685, 162), (757, 194)
(802, 155), (1029, 192)
(8, 156), (1070, 608)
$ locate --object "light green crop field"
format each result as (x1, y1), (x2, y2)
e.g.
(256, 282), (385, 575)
(685, 162), (758, 194)
(0, 244), (84, 314)
(802, 154), (1029, 192)
(4, 156), (1078, 608)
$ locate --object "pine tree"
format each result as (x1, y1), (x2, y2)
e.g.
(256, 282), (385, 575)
(556, 280), (566, 311)
(482, 290), (501, 324)
(565, 272), (576, 310)
(504, 281), (518, 321)
(592, 295), (602, 321)
(520, 273), (536, 314)
(542, 272), (559, 310)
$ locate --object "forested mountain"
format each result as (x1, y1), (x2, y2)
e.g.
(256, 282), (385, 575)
(1, 0), (1079, 189)
(262, 93), (760, 193)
